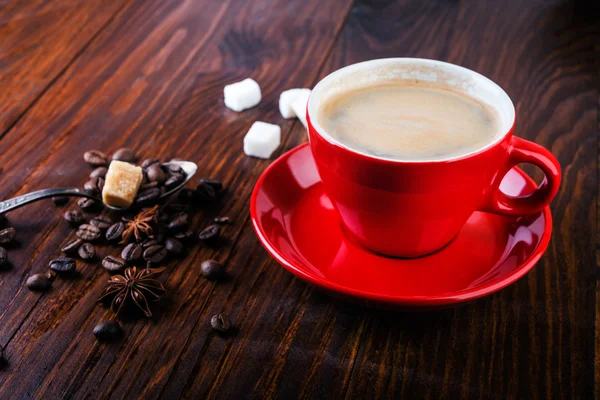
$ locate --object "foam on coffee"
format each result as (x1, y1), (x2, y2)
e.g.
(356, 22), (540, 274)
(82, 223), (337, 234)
(317, 83), (501, 161)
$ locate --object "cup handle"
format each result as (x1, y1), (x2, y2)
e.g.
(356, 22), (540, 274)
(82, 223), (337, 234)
(479, 136), (561, 216)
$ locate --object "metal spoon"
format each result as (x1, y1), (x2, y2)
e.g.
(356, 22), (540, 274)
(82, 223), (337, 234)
(0, 161), (198, 215)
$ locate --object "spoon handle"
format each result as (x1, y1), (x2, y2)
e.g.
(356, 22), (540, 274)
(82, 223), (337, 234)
(0, 188), (99, 215)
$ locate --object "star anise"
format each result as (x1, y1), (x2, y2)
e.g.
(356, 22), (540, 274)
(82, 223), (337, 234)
(98, 267), (166, 318)
(121, 205), (158, 243)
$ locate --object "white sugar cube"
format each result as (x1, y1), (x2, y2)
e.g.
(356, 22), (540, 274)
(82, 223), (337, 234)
(224, 78), (262, 112)
(243, 121), (281, 159)
(290, 90), (311, 128)
(279, 88), (311, 118)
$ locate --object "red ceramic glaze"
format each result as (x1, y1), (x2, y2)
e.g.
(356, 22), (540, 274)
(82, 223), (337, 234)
(250, 144), (553, 308)
(306, 58), (561, 257)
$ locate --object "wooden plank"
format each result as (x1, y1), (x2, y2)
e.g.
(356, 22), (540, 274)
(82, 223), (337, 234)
(0, 0), (128, 134)
(322, 1), (597, 399)
(0, 0), (355, 398)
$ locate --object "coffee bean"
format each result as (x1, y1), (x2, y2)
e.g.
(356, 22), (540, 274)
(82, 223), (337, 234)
(76, 224), (102, 241)
(141, 238), (159, 248)
(102, 256), (126, 272)
(90, 217), (112, 230)
(64, 210), (83, 225)
(146, 164), (166, 184)
(143, 245), (167, 264)
(177, 188), (199, 205)
(0, 227), (16, 244)
(165, 173), (184, 189)
(140, 181), (159, 191)
(199, 178), (223, 192)
(135, 188), (160, 204)
(121, 243), (142, 262)
(195, 183), (216, 202)
(78, 243), (95, 260)
(26, 274), (51, 291)
(167, 164), (183, 174)
(167, 212), (188, 232)
(78, 197), (99, 210)
(214, 216), (230, 224)
(112, 148), (135, 162)
(142, 158), (160, 169)
(61, 238), (83, 254)
(52, 196), (68, 206)
(173, 230), (194, 242)
(90, 167), (107, 178)
(0, 246), (7, 265)
(49, 257), (76, 273)
(93, 321), (122, 341)
(45, 270), (57, 282)
(83, 150), (108, 167)
(106, 222), (125, 242)
(210, 313), (231, 333)
(84, 177), (104, 195)
(200, 259), (224, 280)
(198, 224), (220, 244)
(157, 211), (170, 223)
(165, 238), (184, 255)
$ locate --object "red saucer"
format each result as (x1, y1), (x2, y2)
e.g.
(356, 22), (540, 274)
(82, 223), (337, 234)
(250, 143), (552, 309)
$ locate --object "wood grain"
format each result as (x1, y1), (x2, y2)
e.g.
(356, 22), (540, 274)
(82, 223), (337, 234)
(0, 0), (597, 398)
(0, 0), (129, 134)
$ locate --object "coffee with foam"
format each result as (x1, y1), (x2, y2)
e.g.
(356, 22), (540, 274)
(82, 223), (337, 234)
(317, 83), (501, 161)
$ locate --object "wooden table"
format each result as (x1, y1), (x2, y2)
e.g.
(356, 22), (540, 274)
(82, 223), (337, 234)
(0, 0), (597, 398)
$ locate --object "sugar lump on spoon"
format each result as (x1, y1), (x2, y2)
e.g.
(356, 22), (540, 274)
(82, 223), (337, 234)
(102, 160), (143, 208)
(224, 78), (262, 112)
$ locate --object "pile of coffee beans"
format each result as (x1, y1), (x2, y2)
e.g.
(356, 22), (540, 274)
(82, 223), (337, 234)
(0, 217), (18, 268)
(25, 147), (234, 340)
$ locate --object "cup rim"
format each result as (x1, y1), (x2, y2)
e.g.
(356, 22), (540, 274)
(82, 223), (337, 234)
(307, 58), (516, 164)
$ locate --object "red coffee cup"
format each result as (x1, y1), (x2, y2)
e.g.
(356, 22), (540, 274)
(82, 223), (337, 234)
(307, 58), (561, 257)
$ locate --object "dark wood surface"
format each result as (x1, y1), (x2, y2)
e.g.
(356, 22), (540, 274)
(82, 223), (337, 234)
(0, 0), (597, 398)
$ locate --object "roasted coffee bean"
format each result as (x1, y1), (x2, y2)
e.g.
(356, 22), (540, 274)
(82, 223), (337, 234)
(139, 181), (159, 191)
(0, 246), (8, 265)
(64, 210), (83, 225)
(177, 188), (198, 205)
(26, 274), (51, 291)
(76, 224), (101, 241)
(49, 257), (76, 273)
(165, 173), (184, 189)
(167, 212), (188, 231)
(214, 216), (230, 224)
(90, 217), (112, 230)
(106, 222), (125, 242)
(83, 150), (108, 167)
(143, 245), (167, 264)
(122, 243), (142, 262)
(90, 167), (107, 178)
(141, 238), (159, 248)
(198, 224), (220, 244)
(142, 158), (160, 169)
(52, 196), (68, 206)
(45, 270), (57, 282)
(210, 313), (231, 333)
(199, 178), (223, 192)
(112, 148), (135, 162)
(173, 230), (194, 242)
(157, 211), (170, 224)
(167, 164), (183, 174)
(195, 182), (216, 202)
(146, 164), (166, 184)
(165, 238), (184, 255)
(0, 227), (16, 244)
(153, 231), (165, 243)
(84, 177), (104, 195)
(102, 256), (126, 272)
(61, 238), (83, 254)
(78, 243), (95, 260)
(93, 321), (122, 341)
(135, 188), (160, 204)
(78, 197), (99, 210)
(201, 260), (224, 280)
